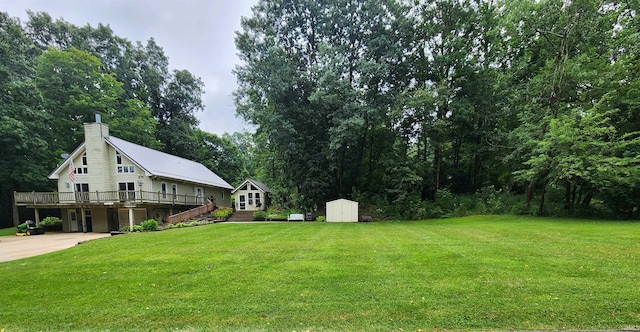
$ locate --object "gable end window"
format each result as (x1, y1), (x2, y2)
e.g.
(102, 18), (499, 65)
(115, 152), (135, 173)
(117, 166), (135, 173)
(74, 153), (88, 174)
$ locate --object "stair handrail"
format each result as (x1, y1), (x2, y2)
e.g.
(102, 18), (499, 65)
(166, 200), (215, 224)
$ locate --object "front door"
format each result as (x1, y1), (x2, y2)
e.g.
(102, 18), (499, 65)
(84, 209), (93, 232)
(239, 195), (246, 210)
(77, 209), (93, 232)
(69, 210), (78, 232)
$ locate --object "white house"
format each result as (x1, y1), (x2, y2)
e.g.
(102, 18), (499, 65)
(232, 179), (271, 211)
(14, 118), (233, 232)
(326, 198), (359, 222)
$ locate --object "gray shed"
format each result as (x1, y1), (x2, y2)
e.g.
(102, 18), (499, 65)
(326, 198), (358, 222)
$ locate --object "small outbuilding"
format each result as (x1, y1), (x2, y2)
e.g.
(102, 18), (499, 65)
(232, 179), (271, 211)
(326, 198), (358, 222)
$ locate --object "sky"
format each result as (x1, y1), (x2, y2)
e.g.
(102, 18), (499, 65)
(2, 0), (258, 136)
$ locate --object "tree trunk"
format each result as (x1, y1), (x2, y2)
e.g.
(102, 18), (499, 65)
(537, 184), (547, 215)
(581, 192), (593, 207)
(525, 179), (535, 210)
(433, 146), (443, 202)
(564, 180), (572, 211)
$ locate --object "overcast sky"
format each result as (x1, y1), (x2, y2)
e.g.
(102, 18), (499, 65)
(2, 0), (258, 136)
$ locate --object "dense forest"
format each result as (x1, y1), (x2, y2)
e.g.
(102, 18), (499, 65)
(235, 0), (640, 219)
(2, 0), (639, 227)
(0, 11), (253, 227)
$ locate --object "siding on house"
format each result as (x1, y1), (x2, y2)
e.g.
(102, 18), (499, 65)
(20, 120), (233, 232)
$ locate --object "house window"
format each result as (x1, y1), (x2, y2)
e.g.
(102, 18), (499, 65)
(75, 183), (90, 202)
(251, 184), (258, 190)
(248, 193), (253, 205)
(255, 193), (261, 207)
(115, 152), (135, 173)
(221, 191), (224, 199)
(118, 182), (135, 201)
(117, 165), (135, 173)
(172, 184), (177, 199)
(75, 167), (88, 174)
(240, 184), (247, 190)
(161, 182), (167, 199)
(74, 153), (88, 174)
(118, 166), (136, 174)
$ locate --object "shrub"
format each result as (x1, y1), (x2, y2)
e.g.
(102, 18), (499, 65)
(40, 216), (62, 226)
(132, 225), (143, 232)
(253, 211), (268, 221)
(211, 207), (233, 219)
(141, 219), (158, 231)
(175, 222), (187, 228)
(316, 215), (326, 222)
(188, 221), (200, 227)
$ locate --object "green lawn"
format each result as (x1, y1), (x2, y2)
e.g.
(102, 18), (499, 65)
(1, 216), (639, 331)
(0, 227), (17, 236)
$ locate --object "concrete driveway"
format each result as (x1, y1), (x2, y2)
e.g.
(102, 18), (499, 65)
(0, 232), (111, 262)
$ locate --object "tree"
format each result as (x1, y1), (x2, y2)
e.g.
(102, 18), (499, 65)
(0, 12), (51, 226)
(35, 47), (123, 153)
(194, 130), (247, 186)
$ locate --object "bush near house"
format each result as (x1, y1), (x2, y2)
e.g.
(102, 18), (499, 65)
(40, 216), (62, 227)
(40, 216), (63, 231)
(141, 219), (158, 231)
(253, 211), (268, 221)
(211, 207), (233, 220)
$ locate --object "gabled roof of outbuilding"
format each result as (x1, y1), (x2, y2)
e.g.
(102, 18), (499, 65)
(232, 179), (271, 194)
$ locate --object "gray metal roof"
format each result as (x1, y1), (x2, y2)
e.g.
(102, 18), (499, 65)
(105, 136), (233, 189)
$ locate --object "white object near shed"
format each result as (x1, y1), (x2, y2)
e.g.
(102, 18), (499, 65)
(325, 198), (358, 222)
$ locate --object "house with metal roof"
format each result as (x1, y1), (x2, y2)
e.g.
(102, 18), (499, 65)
(14, 119), (233, 233)
(231, 179), (271, 211)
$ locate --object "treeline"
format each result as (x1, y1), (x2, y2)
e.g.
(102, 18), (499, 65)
(0, 11), (253, 227)
(235, 0), (640, 219)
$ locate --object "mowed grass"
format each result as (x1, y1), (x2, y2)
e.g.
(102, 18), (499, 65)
(0, 227), (18, 236)
(1, 216), (639, 331)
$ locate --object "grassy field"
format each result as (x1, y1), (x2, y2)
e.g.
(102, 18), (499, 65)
(0, 227), (17, 236)
(1, 215), (638, 331)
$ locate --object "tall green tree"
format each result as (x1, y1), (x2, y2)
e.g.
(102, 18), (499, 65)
(35, 47), (123, 153)
(0, 12), (51, 226)
(507, 0), (640, 215)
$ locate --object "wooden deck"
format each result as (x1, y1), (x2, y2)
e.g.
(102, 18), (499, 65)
(14, 190), (208, 208)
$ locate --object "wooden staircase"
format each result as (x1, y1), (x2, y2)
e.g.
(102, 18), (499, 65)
(227, 211), (255, 222)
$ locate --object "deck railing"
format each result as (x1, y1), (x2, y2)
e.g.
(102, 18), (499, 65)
(14, 190), (207, 207)
(166, 201), (216, 224)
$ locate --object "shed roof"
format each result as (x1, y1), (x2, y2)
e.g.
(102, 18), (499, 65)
(232, 179), (271, 193)
(327, 198), (358, 205)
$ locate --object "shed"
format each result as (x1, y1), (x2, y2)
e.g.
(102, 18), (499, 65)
(326, 198), (358, 222)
